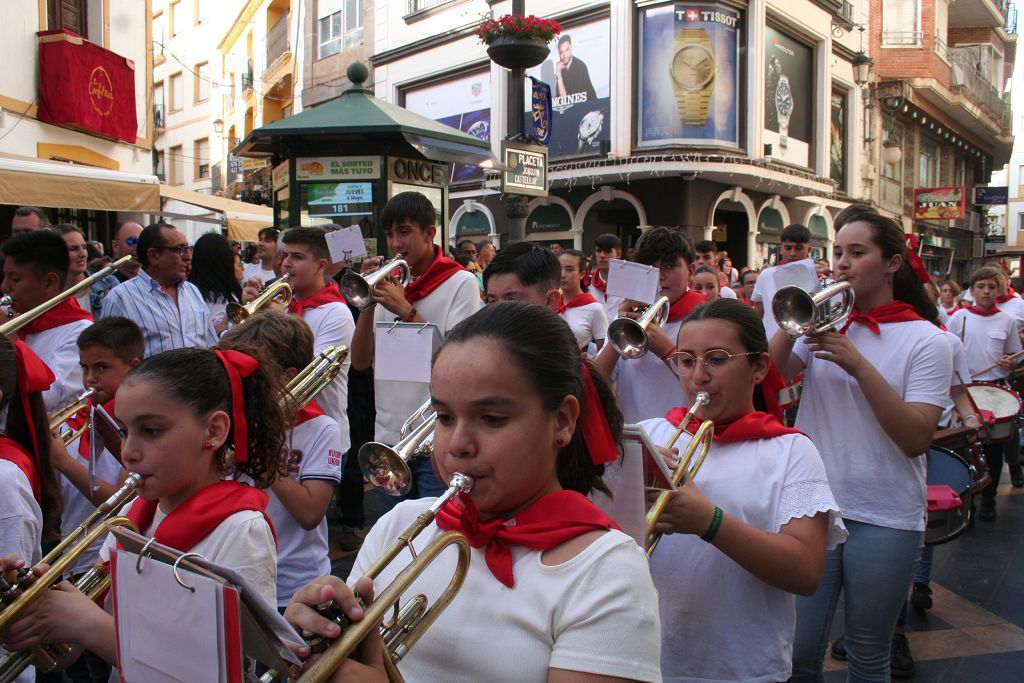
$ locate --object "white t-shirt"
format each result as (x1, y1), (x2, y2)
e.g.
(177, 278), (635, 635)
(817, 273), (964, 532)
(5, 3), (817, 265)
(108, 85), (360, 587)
(351, 498), (662, 683)
(59, 438), (125, 576)
(372, 269), (481, 444)
(996, 295), (1024, 330)
(946, 308), (1023, 382)
(612, 318), (687, 424)
(267, 414), (343, 607)
(561, 301), (608, 350)
(719, 285), (738, 299)
(299, 301), (354, 452)
(793, 319), (952, 531)
(589, 279), (624, 327)
(243, 262), (276, 285)
(640, 419), (846, 683)
(23, 319), (93, 412)
(0, 459), (42, 564)
(940, 331), (973, 427)
(751, 258), (817, 340)
(100, 506), (278, 606)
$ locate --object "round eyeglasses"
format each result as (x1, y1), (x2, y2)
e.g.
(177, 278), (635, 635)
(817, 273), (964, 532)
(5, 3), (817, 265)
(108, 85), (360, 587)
(671, 349), (761, 374)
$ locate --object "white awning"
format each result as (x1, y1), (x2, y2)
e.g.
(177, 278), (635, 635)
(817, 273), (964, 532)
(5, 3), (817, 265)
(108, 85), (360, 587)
(159, 184), (273, 241)
(0, 156), (160, 212)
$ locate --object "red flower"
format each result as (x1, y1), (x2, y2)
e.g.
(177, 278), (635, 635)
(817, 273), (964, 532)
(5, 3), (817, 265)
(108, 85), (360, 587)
(476, 13), (562, 44)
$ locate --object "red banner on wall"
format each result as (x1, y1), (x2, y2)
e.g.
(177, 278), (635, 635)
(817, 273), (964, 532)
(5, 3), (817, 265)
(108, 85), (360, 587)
(913, 186), (967, 221)
(37, 30), (138, 143)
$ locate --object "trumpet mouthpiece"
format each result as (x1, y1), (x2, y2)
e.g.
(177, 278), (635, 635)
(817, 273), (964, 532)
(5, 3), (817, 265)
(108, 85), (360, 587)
(694, 391), (710, 406)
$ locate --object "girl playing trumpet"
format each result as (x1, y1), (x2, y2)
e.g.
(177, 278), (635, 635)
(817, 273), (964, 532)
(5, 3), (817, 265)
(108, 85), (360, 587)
(0, 346), (288, 671)
(643, 299), (843, 682)
(286, 301), (661, 682)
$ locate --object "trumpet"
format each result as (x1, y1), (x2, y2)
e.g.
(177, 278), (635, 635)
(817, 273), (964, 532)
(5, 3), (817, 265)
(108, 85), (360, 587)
(772, 278), (855, 337)
(227, 273), (293, 324)
(359, 400), (435, 497)
(339, 254), (411, 310)
(0, 473), (143, 682)
(48, 388), (96, 445)
(645, 391), (713, 556)
(0, 256), (133, 337)
(293, 472), (473, 683)
(280, 346), (348, 413)
(607, 296), (671, 359)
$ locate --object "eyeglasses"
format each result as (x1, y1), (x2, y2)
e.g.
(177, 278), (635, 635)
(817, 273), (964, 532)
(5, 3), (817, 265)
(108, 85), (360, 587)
(155, 244), (192, 257)
(671, 349), (761, 374)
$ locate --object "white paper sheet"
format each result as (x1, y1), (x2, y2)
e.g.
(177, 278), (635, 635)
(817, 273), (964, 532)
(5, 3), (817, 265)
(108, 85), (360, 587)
(374, 322), (441, 383)
(772, 258), (819, 293)
(605, 259), (660, 305)
(325, 225), (368, 263)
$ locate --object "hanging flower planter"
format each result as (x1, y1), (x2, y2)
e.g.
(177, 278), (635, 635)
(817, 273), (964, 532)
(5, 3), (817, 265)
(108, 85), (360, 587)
(477, 14), (561, 70)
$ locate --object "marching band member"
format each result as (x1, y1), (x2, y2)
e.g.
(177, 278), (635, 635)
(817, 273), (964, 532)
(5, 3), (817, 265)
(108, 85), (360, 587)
(274, 227), (354, 448)
(219, 312), (344, 610)
(771, 205), (953, 682)
(482, 242), (560, 308)
(946, 265), (1023, 519)
(0, 345), (288, 669)
(558, 249), (607, 352)
(285, 302), (661, 683)
(588, 233), (625, 324)
(595, 227), (705, 424)
(350, 192), (480, 506)
(1, 230), (94, 411)
(644, 299), (843, 682)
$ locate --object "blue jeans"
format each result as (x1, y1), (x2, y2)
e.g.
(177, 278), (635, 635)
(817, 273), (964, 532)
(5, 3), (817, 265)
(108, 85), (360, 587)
(377, 454), (447, 512)
(791, 519), (923, 683)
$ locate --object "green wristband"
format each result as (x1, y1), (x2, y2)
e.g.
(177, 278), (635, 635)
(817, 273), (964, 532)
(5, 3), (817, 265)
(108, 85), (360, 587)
(701, 506), (723, 543)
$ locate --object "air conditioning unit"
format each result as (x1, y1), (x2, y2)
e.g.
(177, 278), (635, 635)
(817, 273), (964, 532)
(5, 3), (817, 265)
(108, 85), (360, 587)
(973, 237), (986, 258)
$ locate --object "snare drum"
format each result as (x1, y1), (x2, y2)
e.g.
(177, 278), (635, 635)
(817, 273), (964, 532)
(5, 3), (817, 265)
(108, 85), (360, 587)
(966, 383), (1023, 443)
(925, 446), (973, 546)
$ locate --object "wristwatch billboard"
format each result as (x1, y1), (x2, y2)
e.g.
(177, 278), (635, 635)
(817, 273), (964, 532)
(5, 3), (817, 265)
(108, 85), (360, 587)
(577, 110), (605, 154)
(775, 74), (793, 148)
(670, 28), (716, 127)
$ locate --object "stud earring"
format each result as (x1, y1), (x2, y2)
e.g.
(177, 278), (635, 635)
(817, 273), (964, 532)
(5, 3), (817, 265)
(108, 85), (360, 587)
(203, 441), (214, 450)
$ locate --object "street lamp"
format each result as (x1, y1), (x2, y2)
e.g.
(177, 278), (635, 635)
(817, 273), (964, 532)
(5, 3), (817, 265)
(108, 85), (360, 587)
(852, 51), (872, 88)
(213, 117), (224, 135)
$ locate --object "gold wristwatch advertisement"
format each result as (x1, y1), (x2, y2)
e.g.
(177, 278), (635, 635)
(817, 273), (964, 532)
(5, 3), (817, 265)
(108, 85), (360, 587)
(639, 5), (742, 147)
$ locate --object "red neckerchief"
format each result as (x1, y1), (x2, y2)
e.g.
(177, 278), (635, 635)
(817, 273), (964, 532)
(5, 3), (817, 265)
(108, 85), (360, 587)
(667, 289), (707, 323)
(556, 292), (597, 315)
(590, 269), (608, 299)
(65, 398), (116, 459)
(758, 358), (788, 422)
(996, 288), (1016, 304)
(838, 302), (924, 335)
(404, 246), (465, 304)
(288, 282), (347, 317)
(666, 408), (802, 442)
(293, 399), (325, 427)
(16, 297), (93, 338)
(435, 490), (618, 588)
(964, 304), (1001, 317)
(121, 481), (276, 552)
(0, 435), (40, 502)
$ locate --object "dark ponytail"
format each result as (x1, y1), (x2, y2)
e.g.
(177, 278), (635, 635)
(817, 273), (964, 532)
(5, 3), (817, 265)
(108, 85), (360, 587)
(125, 347), (287, 488)
(0, 337), (63, 541)
(438, 301), (622, 496)
(834, 204), (940, 326)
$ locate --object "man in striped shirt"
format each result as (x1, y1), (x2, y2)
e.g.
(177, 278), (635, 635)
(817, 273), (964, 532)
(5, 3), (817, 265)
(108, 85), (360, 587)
(100, 223), (215, 356)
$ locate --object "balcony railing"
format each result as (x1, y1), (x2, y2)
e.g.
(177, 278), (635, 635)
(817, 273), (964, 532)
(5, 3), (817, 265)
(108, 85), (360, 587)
(882, 31), (923, 47)
(266, 13), (290, 69)
(935, 35), (949, 61)
(241, 62), (254, 93)
(153, 103), (165, 129)
(949, 46), (1007, 125)
(407, 0), (453, 15)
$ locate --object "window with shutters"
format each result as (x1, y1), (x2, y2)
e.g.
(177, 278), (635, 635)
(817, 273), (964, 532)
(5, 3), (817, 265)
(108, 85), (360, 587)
(48, 0), (86, 36)
(195, 138), (209, 179)
(318, 0), (364, 58)
(882, 0), (921, 47)
(153, 11), (165, 55)
(170, 145), (184, 186)
(169, 73), (184, 112)
(194, 62), (210, 103)
(919, 137), (940, 187)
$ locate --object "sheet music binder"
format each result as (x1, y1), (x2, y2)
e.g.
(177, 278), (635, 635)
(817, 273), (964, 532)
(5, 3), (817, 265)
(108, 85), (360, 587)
(109, 526), (305, 678)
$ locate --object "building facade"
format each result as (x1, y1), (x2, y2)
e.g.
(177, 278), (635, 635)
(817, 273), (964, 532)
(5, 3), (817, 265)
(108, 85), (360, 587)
(0, 0), (155, 242)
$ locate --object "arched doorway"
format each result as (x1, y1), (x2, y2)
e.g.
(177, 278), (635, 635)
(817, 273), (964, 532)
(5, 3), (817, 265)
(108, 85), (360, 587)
(708, 188), (755, 270)
(525, 202), (574, 250)
(574, 187), (647, 252)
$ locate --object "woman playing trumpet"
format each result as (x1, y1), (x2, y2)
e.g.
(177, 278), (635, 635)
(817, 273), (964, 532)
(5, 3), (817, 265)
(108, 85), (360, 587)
(643, 299), (843, 682)
(287, 302), (661, 682)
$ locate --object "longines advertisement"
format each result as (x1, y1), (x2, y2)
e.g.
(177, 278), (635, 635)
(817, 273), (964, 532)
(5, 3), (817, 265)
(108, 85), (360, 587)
(764, 26), (813, 167)
(638, 4), (743, 148)
(525, 18), (611, 159)
(404, 72), (491, 184)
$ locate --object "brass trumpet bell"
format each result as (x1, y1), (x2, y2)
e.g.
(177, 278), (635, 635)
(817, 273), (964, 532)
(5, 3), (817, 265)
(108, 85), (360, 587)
(227, 274), (293, 324)
(48, 388), (97, 446)
(608, 296), (671, 359)
(359, 402), (436, 497)
(772, 278), (855, 337)
(339, 255), (410, 310)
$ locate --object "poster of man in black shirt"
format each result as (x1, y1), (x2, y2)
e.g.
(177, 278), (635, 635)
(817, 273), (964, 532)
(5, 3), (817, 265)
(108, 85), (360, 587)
(555, 34), (597, 104)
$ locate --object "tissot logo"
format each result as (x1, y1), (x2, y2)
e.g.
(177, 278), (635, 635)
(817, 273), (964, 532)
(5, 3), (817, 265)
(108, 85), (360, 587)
(88, 66), (114, 116)
(674, 7), (739, 27)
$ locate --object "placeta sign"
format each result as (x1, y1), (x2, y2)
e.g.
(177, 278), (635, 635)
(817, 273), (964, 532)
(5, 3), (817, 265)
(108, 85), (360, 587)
(913, 186), (966, 220)
(501, 141), (548, 197)
(974, 186), (1009, 206)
